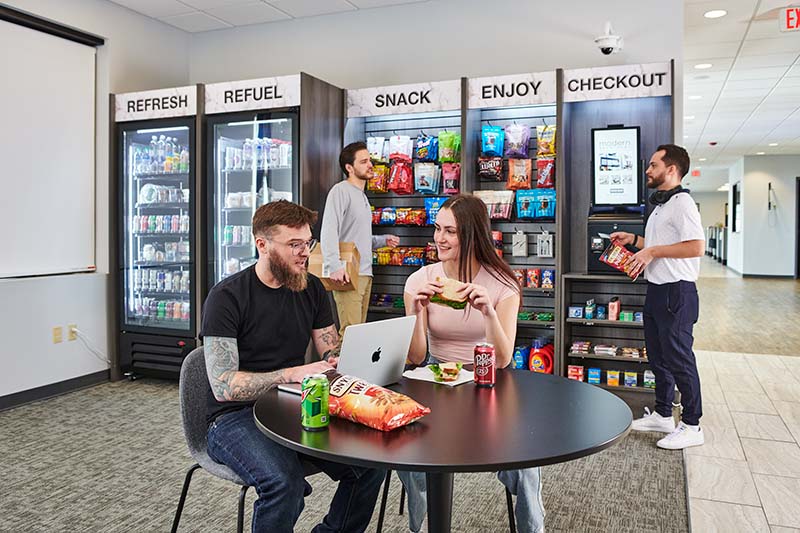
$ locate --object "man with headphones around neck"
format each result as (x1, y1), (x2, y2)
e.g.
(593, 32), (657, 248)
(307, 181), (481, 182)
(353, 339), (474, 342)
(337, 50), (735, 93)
(611, 144), (705, 450)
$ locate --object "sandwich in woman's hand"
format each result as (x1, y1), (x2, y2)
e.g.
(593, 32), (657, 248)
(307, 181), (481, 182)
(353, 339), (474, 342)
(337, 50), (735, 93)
(428, 362), (463, 382)
(430, 276), (468, 309)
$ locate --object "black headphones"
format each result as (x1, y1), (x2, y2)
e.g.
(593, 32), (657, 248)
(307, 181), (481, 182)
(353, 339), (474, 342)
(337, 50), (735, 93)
(649, 185), (690, 206)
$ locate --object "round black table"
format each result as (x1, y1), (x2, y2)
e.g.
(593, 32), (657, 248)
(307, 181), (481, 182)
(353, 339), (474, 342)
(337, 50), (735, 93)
(253, 370), (632, 533)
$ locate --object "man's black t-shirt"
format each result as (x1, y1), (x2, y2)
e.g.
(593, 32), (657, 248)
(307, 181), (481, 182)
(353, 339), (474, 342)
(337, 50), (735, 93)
(201, 265), (334, 424)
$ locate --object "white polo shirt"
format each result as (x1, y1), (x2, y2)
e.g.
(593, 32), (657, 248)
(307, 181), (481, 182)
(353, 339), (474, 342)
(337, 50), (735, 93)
(644, 192), (704, 285)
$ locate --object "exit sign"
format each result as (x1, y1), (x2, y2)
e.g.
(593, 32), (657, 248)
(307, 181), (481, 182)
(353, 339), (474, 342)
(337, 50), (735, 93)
(780, 7), (800, 32)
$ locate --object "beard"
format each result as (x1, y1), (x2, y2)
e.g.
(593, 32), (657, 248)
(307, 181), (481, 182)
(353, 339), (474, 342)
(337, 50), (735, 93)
(355, 167), (373, 181)
(268, 248), (308, 292)
(647, 172), (666, 189)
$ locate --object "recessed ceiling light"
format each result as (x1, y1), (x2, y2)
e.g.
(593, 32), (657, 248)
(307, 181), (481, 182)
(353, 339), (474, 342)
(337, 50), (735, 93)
(699, 158), (707, 161)
(704, 10), (727, 19)
(684, 135), (690, 139)
(717, 183), (730, 192)
(684, 115), (696, 120)
(694, 63), (713, 70)
(689, 95), (703, 100)
(768, 143), (778, 146)
(694, 75), (710, 80)
(756, 152), (765, 155)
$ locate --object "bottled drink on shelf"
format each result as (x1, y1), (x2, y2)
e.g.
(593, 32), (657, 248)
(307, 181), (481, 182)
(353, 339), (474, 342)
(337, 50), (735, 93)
(173, 299), (183, 320)
(133, 269), (142, 291)
(165, 301), (174, 319)
(254, 138), (264, 170)
(181, 301), (191, 321)
(179, 146), (189, 173)
(157, 300), (166, 319)
(157, 135), (166, 171)
(171, 215), (181, 233)
(181, 271), (190, 294)
(269, 142), (280, 168)
(149, 270), (158, 291)
(232, 225), (241, 245)
(164, 271), (173, 292)
(149, 299), (158, 319)
(180, 215), (190, 234)
(172, 272), (181, 292)
(223, 225), (233, 245)
(149, 136), (158, 172)
(243, 138), (253, 169)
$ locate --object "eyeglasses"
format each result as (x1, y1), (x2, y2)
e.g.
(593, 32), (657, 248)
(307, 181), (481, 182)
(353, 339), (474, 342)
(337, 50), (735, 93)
(268, 238), (317, 256)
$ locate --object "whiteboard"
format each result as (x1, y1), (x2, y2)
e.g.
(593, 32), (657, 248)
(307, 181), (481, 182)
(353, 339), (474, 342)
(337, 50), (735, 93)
(0, 19), (96, 278)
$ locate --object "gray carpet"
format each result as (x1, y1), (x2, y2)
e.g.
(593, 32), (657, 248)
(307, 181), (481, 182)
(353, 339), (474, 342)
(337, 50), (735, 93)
(0, 379), (688, 532)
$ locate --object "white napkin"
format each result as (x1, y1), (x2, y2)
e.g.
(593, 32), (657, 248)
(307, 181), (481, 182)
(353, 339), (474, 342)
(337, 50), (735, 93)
(402, 365), (474, 387)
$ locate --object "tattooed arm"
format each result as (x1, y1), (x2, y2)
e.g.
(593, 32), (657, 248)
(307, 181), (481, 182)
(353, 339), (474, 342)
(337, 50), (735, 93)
(204, 336), (335, 402)
(312, 324), (341, 361)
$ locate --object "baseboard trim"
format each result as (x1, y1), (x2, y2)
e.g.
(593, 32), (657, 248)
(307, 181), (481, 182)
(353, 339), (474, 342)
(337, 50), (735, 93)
(0, 370), (110, 411)
(742, 274), (794, 279)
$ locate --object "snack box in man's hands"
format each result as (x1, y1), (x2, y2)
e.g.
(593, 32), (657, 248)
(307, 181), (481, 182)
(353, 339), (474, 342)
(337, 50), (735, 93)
(308, 242), (360, 292)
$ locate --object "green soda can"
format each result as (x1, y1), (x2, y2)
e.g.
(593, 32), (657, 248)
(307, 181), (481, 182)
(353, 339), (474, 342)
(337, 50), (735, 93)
(301, 374), (329, 431)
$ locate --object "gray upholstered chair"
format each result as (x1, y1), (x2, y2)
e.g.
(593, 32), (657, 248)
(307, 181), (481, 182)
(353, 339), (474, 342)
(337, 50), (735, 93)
(171, 346), (392, 533)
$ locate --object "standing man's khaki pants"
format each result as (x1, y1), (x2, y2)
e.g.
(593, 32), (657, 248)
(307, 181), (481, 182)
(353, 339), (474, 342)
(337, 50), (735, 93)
(332, 276), (373, 337)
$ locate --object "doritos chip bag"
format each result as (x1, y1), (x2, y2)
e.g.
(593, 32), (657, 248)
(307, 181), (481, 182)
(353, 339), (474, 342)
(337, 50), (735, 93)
(325, 370), (431, 431)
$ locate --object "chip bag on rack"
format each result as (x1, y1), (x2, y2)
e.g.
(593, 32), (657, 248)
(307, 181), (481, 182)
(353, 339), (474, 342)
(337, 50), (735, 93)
(438, 131), (459, 163)
(414, 162), (439, 194)
(442, 163), (461, 194)
(379, 206), (396, 225)
(481, 125), (505, 157)
(415, 133), (438, 162)
(425, 196), (447, 225)
(536, 125), (556, 157)
(371, 206), (381, 225)
(531, 188), (556, 220)
(395, 208), (412, 225)
(504, 123), (530, 158)
(515, 189), (538, 219)
(325, 370), (431, 431)
(536, 158), (555, 188)
(409, 208), (427, 226)
(367, 136), (386, 162)
(478, 157), (503, 181)
(367, 164), (390, 192)
(388, 135), (413, 162)
(388, 161), (413, 194)
(506, 159), (532, 190)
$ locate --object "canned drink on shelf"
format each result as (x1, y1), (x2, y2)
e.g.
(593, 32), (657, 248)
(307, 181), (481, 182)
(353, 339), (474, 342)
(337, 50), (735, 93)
(133, 297), (143, 317)
(131, 215), (139, 234)
(181, 302), (191, 321)
(155, 216), (164, 233)
(223, 225), (233, 246)
(173, 300), (182, 320)
(181, 215), (190, 234)
(474, 343), (496, 388)
(148, 215), (157, 233)
(232, 225), (241, 245)
(149, 299), (158, 319)
(165, 301), (174, 319)
(140, 216), (149, 233)
(133, 269), (141, 291)
(181, 271), (190, 293)
(171, 216), (180, 233)
(156, 300), (166, 319)
(157, 271), (166, 292)
(164, 271), (173, 292)
(301, 374), (330, 431)
(178, 241), (190, 261)
(149, 270), (158, 290)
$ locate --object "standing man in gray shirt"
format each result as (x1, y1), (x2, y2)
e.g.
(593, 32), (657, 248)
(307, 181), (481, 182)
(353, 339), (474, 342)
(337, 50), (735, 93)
(612, 144), (705, 451)
(321, 142), (399, 335)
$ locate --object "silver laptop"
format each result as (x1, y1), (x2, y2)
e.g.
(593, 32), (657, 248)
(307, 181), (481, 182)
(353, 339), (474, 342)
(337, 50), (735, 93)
(277, 315), (416, 394)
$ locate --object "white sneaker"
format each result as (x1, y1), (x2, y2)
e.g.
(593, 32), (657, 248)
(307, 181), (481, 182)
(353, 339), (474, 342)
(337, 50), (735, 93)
(631, 407), (676, 433)
(657, 422), (704, 450)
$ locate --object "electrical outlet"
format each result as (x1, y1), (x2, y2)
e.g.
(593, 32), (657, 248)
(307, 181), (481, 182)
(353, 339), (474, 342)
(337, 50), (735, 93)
(67, 324), (78, 341)
(52, 326), (63, 344)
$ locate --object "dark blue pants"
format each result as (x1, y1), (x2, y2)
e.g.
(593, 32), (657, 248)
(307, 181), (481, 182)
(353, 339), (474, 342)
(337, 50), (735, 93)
(643, 281), (703, 426)
(207, 407), (386, 533)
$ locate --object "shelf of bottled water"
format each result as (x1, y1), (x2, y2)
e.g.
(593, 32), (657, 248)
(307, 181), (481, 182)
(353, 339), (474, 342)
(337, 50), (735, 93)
(131, 134), (191, 175)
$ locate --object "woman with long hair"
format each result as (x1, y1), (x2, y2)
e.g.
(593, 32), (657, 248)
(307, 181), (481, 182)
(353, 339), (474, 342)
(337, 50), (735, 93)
(399, 194), (545, 533)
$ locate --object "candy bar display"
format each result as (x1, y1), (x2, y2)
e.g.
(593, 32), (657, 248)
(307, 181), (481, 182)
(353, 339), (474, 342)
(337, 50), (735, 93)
(478, 156), (503, 180)
(570, 340), (591, 354)
(568, 365), (584, 381)
(388, 160), (413, 194)
(506, 159), (532, 190)
(474, 190), (514, 220)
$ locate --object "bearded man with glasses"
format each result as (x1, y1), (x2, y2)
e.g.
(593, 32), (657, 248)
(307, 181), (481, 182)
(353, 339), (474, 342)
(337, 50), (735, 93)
(200, 200), (386, 532)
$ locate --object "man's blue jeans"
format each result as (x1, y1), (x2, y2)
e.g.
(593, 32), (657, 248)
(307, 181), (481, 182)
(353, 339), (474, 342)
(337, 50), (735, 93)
(207, 407), (386, 533)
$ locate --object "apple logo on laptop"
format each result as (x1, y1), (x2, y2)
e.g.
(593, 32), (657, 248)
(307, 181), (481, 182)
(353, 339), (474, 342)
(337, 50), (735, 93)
(371, 347), (381, 363)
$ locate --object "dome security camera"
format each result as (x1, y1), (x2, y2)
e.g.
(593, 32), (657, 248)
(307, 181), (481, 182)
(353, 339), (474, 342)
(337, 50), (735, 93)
(595, 22), (623, 55)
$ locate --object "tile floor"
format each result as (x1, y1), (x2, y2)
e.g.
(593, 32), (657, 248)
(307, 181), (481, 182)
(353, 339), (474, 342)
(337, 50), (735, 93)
(684, 349), (800, 532)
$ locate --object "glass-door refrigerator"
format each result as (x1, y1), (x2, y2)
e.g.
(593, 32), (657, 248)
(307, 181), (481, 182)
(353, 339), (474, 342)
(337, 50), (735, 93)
(204, 111), (298, 287)
(113, 86), (199, 379)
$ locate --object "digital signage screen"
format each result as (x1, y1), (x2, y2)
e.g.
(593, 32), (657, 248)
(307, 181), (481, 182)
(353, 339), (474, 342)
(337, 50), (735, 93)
(591, 126), (642, 207)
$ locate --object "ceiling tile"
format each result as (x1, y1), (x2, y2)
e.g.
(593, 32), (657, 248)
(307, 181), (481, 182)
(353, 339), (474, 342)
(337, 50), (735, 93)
(728, 66), (787, 80)
(683, 22), (749, 45)
(746, 18), (794, 39)
(206, 2), (290, 25)
(734, 52), (799, 69)
(684, 42), (741, 60)
(740, 37), (800, 56)
(179, 0), (255, 9)
(109, 0), (194, 18)
(266, 0), (356, 18)
(346, 0), (429, 7)
(161, 11), (232, 32)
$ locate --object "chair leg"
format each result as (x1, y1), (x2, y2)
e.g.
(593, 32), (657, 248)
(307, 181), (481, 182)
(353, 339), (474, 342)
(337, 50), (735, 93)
(375, 470), (392, 533)
(236, 485), (249, 533)
(171, 463), (201, 533)
(505, 487), (516, 533)
(399, 484), (405, 515)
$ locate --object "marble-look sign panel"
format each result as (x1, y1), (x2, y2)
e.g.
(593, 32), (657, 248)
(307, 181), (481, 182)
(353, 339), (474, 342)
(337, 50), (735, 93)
(115, 86), (197, 122)
(468, 72), (556, 109)
(346, 80), (461, 118)
(205, 74), (301, 114)
(563, 62), (671, 102)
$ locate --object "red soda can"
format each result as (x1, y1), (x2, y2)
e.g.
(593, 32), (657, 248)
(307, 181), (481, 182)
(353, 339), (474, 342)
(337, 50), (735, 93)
(474, 343), (496, 388)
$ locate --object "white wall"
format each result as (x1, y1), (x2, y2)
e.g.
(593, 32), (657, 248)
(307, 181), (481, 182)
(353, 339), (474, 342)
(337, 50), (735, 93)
(694, 192), (727, 228)
(188, 0), (683, 135)
(727, 158), (745, 274)
(0, 0), (190, 396)
(741, 156), (799, 276)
